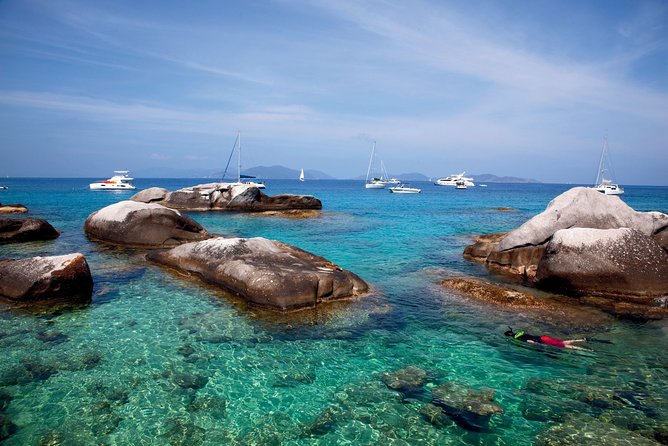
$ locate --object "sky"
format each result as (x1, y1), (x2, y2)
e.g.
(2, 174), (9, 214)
(0, 0), (667, 184)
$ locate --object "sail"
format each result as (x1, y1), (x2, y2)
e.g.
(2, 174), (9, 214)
(299, 168), (305, 181)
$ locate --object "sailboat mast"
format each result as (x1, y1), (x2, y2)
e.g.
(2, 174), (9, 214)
(366, 141), (376, 183)
(237, 131), (241, 183)
(595, 135), (607, 185)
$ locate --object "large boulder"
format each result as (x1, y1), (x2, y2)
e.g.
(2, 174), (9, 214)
(536, 228), (668, 298)
(84, 201), (210, 247)
(147, 237), (368, 311)
(0, 253), (93, 303)
(497, 187), (668, 251)
(131, 183), (322, 212)
(0, 218), (60, 243)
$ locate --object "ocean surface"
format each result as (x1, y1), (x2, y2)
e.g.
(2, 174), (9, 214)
(1, 178), (667, 445)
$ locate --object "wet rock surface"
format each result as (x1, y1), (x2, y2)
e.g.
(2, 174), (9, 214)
(0, 253), (93, 304)
(84, 200), (210, 247)
(0, 217), (59, 243)
(147, 237), (368, 311)
(131, 183), (322, 212)
(431, 382), (504, 431)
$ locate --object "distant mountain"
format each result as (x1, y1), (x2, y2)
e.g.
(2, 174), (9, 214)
(470, 173), (540, 183)
(212, 165), (336, 180)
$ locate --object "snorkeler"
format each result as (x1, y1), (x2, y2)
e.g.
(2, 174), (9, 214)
(504, 327), (589, 351)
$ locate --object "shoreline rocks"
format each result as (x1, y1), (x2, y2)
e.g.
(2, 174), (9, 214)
(463, 187), (668, 317)
(0, 203), (28, 214)
(0, 253), (93, 304)
(147, 237), (368, 311)
(0, 218), (60, 244)
(131, 183), (322, 213)
(84, 201), (210, 247)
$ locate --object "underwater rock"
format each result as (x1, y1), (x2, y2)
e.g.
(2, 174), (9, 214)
(131, 182), (322, 212)
(162, 416), (206, 446)
(0, 217), (59, 243)
(0, 356), (58, 386)
(148, 237), (369, 311)
(188, 394), (227, 418)
(520, 393), (593, 423)
(419, 402), (455, 428)
(84, 200), (210, 247)
(536, 228), (668, 299)
(172, 372), (209, 390)
(535, 414), (660, 446)
(272, 369), (316, 388)
(0, 203), (28, 214)
(0, 253), (93, 304)
(254, 209), (321, 219)
(301, 405), (344, 438)
(0, 414), (17, 441)
(431, 382), (504, 431)
(0, 390), (11, 412)
(381, 365), (428, 392)
(35, 331), (69, 345)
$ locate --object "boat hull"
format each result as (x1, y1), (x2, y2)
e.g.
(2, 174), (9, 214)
(593, 185), (624, 195)
(89, 183), (136, 190)
(365, 182), (387, 189)
(389, 187), (421, 194)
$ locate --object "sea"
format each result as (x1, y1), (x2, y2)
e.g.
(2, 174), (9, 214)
(1, 178), (667, 445)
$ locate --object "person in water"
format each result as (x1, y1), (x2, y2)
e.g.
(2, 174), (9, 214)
(504, 327), (589, 350)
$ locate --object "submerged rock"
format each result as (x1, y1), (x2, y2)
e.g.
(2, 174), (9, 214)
(0, 217), (59, 243)
(84, 200), (210, 247)
(381, 365), (428, 392)
(0, 253), (93, 303)
(131, 182), (322, 213)
(535, 414), (660, 446)
(147, 237), (368, 311)
(431, 382), (504, 431)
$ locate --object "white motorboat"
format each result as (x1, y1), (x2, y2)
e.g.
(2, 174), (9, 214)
(434, 172), (475, 187)
(389, 183), (421, 194)
(592, 135), (623, 195)
(364, 141), (389, 189)
(89, 171), (136, 190)
(222, 132), (266, 189)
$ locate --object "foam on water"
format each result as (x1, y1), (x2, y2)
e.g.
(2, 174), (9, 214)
(1, 178), (667, 445)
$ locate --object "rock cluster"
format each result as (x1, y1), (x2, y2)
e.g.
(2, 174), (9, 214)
(84, 200), (210, 247)
(131, 183), (322, 212)
(147, 237), (368, 311)
(464, 187), (668, 315)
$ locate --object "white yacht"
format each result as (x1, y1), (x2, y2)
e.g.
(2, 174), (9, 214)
(389, 183), (421, 194)
(89, 171), (136, 190)
(592, 135), (623, 195)
(434, 172), (475, 187)
(365, 141), (389, 189)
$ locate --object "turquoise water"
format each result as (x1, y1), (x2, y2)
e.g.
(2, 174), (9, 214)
(1, 179), (667, 445)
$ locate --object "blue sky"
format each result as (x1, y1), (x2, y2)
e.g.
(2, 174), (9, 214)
(1, 0), (667, 184)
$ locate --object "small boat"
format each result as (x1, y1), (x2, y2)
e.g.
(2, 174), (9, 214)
(364, 141), (389, 189)
(435, 172), (475, 187)
(455, 180), (467, 189)
(389, 183), (421, 194)
(0, 186), (7, 190)
(89, 171), (136, 190)
(592, 135), (623, 195)
(480, 184), (488, 187)
(299, 168), (305, 182)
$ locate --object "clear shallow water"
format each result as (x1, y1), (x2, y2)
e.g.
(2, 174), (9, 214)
(1, 178), (667, 445)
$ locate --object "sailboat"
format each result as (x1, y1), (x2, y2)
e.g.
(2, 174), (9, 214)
(365, 141), (388, 189)
(299, 168), (305, 182)
(592, 135), (623, 195)
(222, 132), (266, 189)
